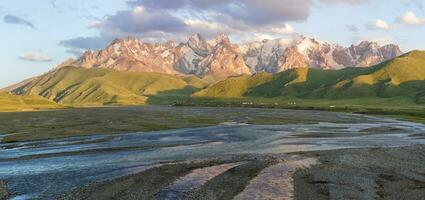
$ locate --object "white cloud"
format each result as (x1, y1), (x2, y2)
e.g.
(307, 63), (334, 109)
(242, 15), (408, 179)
(351, 35), (396, 46)
(132, 6), (145, 14)
(19, 50), (52, 62)
(399, 11), (425, 26)
(271, 24), (295, 34)
(367, 19), (390, 30)
(319, 0), (369, 5)
(58, 0), (380, 52)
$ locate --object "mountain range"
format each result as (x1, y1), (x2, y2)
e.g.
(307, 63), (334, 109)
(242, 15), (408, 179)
(2, 34), (424, 110)
(3, 50), (424, 108)
(194, 51), (425, 102)
(58, 34), (402, 77)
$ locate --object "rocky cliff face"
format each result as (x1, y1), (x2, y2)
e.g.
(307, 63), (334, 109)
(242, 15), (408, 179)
(69, 37), (179, 74)
(240, 37), (403, 73)
(62, 34), (402, 76)
(198, 34), (252, 77)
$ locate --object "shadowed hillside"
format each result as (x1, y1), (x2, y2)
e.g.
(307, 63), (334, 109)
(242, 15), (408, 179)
(3, 51), (425, 109)
(194, 51), (425, 103)
(9, 66), (212, 106)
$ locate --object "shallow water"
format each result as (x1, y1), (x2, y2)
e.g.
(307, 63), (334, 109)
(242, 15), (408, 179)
(1, 108), (425, 199)
(157, 162), (245, 199)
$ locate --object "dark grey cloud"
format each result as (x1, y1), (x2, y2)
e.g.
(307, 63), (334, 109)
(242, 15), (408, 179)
(224, 0), (311, 25)
(93, 8), (187, 34)
(60, 36), (109, 50)
(3, 14), (34, 28)
(346, 24), (359, 32)
(89, 0), (312, 43)
(50, 0), (57, 8)
(130, 0), (311, 25)
(60, 6), (189, 53)
(128, 0), (228, 10)
(319, 0), (368, 4)
(60, 0), (371, 54)
(129, 0), (186, 9)
(65, 48), (84, 57)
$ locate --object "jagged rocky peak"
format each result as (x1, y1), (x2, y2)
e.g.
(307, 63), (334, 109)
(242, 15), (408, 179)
(186, 33), (211, 57)
(188, 33), (205, 45)
(176, 33), (250, 77)
(347, 41), (402, 67)
(209, 33), (231, 46)
(108, 37), (142, 49)
(200, 34), (251, 77)
(242, 35), (402, 72)
(60, 33), (402, 77)
(380, 44), (402, 59)
(110, 38), (125, 45)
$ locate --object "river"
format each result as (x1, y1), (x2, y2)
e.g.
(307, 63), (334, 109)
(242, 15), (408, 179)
(1, 108), (425, 199)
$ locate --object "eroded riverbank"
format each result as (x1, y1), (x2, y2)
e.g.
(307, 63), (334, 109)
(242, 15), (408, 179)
(1, 108), (425, 199)
(295, 145), (425, 200)
(56, 145), (425, 200)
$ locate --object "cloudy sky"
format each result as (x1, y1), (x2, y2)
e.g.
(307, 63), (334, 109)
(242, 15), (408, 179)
(1, 0), (424, 87)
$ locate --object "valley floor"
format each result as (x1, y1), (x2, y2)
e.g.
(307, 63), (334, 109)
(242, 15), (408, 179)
(184, 97), (425, 124)
(2, 145), (425, 200)
(1, 96), (425, 143)
(0, 104), (391, 143)
(55, 145), (425, 200)
(1, 106), (425, 199)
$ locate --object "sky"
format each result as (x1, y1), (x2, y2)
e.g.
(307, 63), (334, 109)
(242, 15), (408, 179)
(1, 0), (424, 88)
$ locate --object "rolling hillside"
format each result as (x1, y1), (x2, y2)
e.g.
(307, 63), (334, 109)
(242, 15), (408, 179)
(4, 51), (425, 109)
(0, 92), (59, 112)
(10, 66), (212, 106)
(193, 51), (425, 103)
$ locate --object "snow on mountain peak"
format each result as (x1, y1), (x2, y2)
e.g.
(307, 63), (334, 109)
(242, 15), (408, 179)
(209, 33), (230, 46)
(63, 33), (402, 77)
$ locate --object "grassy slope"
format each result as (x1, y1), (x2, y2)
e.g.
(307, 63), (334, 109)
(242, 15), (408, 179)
(193, 51), (425, 102)
(190, 51), (425, 124)
(11, 66), (211, 106)
(193, 72), (274, 98)
(1, 51), (424, 122)
(0, 92), (59, 112)
(7, 51), (424, 108)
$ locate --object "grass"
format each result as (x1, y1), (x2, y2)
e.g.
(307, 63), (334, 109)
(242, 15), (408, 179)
(0, 181), (8, 200)
(188, 51), (425, 123)
(0, 106), (218, 142)
(0, 92), (60, 112)
(0, 51), (424, 142)
(194, 51), (425, 100)
(2, 96), (421, 143)
(2, 51), (424, 111)
(185, 96), (425, 124)
(0, 105), (378, 143)
(9, 66), (211, 107)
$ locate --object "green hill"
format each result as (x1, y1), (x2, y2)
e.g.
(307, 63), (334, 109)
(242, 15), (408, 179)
(193, 51), (425, 103)
(5, 51), (425, 108)
(10, 66), (212, 106)
(0, 92), (59, 112)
